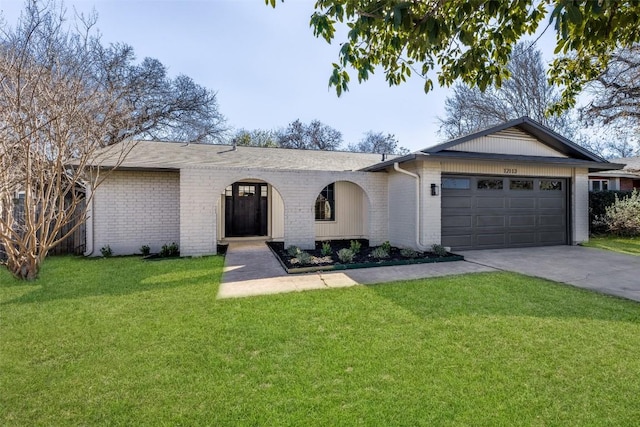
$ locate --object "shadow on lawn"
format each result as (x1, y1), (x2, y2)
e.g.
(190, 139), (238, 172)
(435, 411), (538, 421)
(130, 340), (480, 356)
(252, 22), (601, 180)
(1, 256), (223, 305)
(366, 271), (640, 322)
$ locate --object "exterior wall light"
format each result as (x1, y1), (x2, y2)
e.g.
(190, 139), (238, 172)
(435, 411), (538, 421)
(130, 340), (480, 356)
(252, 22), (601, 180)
(431, 183), (439, 196)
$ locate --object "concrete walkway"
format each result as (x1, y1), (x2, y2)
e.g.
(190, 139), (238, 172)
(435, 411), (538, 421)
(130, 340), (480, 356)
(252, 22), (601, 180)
(459, 245), (640, 302)
(220, 242), (640, 303)
(218, 241), (494, 299)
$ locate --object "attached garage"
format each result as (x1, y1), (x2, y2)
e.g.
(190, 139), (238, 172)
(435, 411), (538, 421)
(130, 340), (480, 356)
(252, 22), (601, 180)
(441, 175), (567, 250)
(366, 116), (624, 252)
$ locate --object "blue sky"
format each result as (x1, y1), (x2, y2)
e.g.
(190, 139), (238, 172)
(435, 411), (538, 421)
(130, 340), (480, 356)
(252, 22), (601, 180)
(0, 0), (558, 152)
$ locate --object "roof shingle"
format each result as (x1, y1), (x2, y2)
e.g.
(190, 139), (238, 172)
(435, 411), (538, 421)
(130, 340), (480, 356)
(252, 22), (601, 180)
(91, 141), (391, 172)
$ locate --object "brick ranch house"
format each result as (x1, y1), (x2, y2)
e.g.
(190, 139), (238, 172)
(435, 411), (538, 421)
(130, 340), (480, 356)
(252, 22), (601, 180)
(588, 155), (640, 191)
(84, 117), (622, 256)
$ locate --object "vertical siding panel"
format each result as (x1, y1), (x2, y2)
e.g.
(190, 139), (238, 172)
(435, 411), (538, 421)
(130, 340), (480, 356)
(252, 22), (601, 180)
(316, 181), (367, 240)
(450, 129), (568, 157)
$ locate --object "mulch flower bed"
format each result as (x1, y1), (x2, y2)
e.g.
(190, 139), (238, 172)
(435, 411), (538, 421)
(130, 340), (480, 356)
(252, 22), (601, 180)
(267, 239), (463, 274)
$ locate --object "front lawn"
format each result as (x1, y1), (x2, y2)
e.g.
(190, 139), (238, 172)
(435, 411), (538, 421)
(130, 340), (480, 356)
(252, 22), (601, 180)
(584, 235), (640, 256)
(2, 256), (639, 425)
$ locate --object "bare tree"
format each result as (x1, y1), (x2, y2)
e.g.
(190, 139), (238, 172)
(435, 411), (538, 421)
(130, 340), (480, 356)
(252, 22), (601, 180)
(438, 43), (575, 139)
(0, 1), (226, 279)
(278, 119), (342, 150)
(348, 131), (409, 155)
(581, 44), (640, 158)
(584, 45), (640, 125)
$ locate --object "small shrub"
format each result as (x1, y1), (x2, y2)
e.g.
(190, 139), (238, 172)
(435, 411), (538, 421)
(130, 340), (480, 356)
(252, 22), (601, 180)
(170, 243), (179, 256)
(140, 245), (151, 256)
(381, 241), (391, 253)
(295, 251), (312, 265)
(337, 248), (355, 263)
(431, 244), (448, 257)
(160, 242), (179, 257)
(602, 189), (640, 237)
(400, 248), (418, 258)
(287, 245), (301, 257)
(320, 242), (332, 256)
(370, 246), (389, 259)
(349, 240), (362, 254)
(160, 244), (169, 257)
(589, 190), (634, 234)
(100, 245), (112, 257)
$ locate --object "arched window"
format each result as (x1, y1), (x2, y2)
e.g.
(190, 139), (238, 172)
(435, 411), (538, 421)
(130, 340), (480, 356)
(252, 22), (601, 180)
(315, 183), (335, 221)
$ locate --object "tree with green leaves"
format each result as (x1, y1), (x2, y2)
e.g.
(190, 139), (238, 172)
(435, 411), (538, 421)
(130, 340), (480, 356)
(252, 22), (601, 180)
(266, 0), (640, 113)
(231, 129), (280, 147)
(348, 131), (409, 155)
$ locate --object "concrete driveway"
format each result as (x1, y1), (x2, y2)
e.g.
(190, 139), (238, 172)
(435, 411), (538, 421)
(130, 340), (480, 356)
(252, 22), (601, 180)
(220, 241), (640, 302)
(459, 245), (640, 302)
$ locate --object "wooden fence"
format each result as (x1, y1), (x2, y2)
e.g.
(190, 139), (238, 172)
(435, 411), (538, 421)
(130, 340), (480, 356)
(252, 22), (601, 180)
(1, 196), (86, 260)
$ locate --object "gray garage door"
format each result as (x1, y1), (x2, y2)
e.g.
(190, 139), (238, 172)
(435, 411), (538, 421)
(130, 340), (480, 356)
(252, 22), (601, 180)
(441, 175), (568, 250)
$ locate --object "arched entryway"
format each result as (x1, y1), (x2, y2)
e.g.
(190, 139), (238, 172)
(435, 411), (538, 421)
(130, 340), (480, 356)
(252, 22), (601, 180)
(224, 182), (268, 237)
(313, 180), (370, 241)
(219, 179), (284, 240)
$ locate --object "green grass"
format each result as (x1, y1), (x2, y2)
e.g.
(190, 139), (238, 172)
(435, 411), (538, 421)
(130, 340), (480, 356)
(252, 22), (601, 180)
(584, 235), (640, 256)
(2, 256), (640, 425)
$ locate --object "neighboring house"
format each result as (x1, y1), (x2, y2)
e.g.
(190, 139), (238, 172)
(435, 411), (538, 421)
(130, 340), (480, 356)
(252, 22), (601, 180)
(588, 156), (640, 191)
(86, 117), (621, 255)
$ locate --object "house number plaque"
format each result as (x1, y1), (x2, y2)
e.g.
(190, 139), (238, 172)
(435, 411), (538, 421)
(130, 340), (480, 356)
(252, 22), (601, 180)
(503, 168), (518, 174)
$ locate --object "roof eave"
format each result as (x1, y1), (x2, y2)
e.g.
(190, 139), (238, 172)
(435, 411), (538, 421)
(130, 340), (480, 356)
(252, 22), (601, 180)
(360, 153), (418, 171)
(423, 151), (624, 172)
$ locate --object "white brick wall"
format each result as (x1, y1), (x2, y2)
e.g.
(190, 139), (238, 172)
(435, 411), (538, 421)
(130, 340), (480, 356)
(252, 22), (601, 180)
(419, 161), (442, 247)
(179, 169), (217, 256)
(92, 170), (179, 255)
(572, 168), (589, 244)
(388, 170), (416, 248)
(91, 157), (592, 257)
(388, 160), (442, 250)
(178, 167), (388, 254)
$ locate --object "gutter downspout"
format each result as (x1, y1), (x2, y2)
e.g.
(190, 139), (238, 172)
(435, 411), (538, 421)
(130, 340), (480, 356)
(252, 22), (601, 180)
(393, 163), (430, 251)
(84, 184), (95, 256)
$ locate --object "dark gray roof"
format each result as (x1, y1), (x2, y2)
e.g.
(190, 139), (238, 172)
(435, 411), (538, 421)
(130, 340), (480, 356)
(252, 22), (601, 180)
(90, 141), (392, 172)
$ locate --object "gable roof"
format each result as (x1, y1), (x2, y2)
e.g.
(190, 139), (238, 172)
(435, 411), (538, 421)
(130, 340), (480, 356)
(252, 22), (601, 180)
(423, 117), (606, 161)
(364, 117), (624, 172)
(90, 140), (390, 172)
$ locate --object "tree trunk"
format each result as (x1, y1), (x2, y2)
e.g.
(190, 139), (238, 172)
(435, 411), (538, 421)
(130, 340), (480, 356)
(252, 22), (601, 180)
(6, 253), (41, 280)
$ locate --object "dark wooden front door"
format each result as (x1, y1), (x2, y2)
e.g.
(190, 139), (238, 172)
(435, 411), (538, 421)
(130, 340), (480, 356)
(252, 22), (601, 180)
(225, 183), (268, 237)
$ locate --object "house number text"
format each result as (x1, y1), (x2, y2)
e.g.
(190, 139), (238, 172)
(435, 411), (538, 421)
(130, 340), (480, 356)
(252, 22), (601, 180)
(503, 168), (517, 174)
